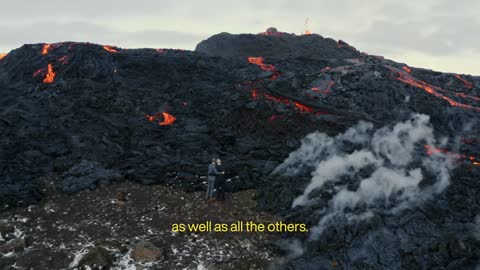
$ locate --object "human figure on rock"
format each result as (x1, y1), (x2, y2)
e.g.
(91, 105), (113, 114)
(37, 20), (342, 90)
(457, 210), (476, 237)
(207, 158), (219, 201)
(215, 158), (226, 201)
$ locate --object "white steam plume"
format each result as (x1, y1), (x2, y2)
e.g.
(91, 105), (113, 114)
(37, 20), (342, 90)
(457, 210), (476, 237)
(274, 114), (456, 240)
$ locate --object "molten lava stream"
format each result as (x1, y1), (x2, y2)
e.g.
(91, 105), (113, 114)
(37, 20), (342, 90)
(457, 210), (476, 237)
(42, 44), (52, 55)
(247, 57), (282, 80)
(43, 64), (56, 84)
(402, 66), (411, 73)
(0, 53), (7, 60)
(294, 102), (314, 113)
(391, 66), (480, 112)
(449, 92), (480, 102)
(251, 89), (316, 113)
(103, 46), (119, 53)
(424, 145), (480, 166)
(248, 57), (276, 71)
(454, 75), (473, 89)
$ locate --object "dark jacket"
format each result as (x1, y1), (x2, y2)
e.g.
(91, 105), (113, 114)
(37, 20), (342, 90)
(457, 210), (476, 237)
(215, 164), (225, 185)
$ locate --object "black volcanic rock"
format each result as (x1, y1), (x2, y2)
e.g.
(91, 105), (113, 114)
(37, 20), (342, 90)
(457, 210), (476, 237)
(0, 30), (480, 269)
(0, 41), (333, 208)
(195, 31), (361, 60)
(61, 160), (122, 193)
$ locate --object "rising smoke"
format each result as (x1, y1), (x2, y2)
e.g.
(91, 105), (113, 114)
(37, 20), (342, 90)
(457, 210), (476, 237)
(274, 114), (456, 240)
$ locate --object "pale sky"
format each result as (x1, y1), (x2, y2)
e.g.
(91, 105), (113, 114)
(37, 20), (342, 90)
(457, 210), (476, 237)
(1, 0), (478, 75)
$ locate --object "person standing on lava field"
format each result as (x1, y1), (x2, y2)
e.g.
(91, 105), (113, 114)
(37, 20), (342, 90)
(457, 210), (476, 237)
(215, 159), (226, 201)
(207, 158), (219, 201)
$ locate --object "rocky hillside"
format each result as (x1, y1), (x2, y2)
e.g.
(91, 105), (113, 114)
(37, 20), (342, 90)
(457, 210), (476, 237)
(1, 28), (479, 269)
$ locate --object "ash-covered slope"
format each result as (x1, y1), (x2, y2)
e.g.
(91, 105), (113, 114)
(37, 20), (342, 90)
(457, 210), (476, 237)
(1, 29), (480, 269)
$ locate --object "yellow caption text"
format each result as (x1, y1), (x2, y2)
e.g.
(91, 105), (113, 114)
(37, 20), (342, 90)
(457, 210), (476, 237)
(171, 221), (308, 233)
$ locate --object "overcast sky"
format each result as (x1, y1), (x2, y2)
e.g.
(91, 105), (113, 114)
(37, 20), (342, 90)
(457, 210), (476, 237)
(1, 0), (478, 75)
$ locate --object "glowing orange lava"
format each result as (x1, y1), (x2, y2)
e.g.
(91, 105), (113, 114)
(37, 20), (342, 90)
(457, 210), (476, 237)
(42, 64), (56, 84)
(390, 66), (480, 112)
(424, 145), (458, 157)
(146, 114), (155, 122)
(103, 46), (118, 53)
(251, 89), (315, 113)
(294, 102), (314, 113)
(454, 74), (473, 89)
(42, 44), (52, 55)
(0, 53), (7, 60)
(402, 66), (411, 73)
(251, 89), (259, 99)
(159, 113), (176, 126)
(424, 145), (480, 166)
(145, 112), (176, 126)
(263, 93), (288, 104)
(248, 57), (276, 71)
(247, 57), (282, 80)
(450, 92), (480, 102)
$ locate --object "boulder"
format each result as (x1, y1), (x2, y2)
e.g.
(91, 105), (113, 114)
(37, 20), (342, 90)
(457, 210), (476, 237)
(132, 241), (163, 263)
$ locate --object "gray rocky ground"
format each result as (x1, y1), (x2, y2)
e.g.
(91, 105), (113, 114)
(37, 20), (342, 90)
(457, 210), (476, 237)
(0, 180), (284, 269)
